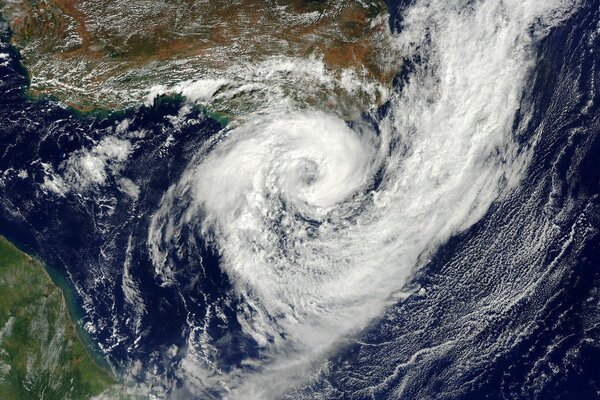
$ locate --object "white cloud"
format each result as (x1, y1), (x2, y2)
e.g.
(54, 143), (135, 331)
(61, 136), (133, 191)
(145, 0), (580, 397)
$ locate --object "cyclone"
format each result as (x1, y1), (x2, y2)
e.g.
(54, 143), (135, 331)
(145, 0), (580, 397)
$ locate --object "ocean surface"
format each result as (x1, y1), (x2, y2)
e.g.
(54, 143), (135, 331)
(1, 0), (599, 398)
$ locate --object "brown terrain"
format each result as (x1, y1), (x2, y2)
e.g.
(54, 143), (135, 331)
(0, 0), (400, 115)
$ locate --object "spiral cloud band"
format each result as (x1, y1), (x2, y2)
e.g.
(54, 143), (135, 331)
(148, 0), (580, 397)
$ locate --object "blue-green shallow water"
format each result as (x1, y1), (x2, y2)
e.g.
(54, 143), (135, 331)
(0, 17), (241, 382)
(0, 1), (599, 398)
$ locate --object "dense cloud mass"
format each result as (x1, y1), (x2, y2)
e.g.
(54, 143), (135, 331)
(3, 0), (598, 398)
(146, 0), (580, 397)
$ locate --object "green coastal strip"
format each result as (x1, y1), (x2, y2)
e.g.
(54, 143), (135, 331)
(0, 236), (115, 399)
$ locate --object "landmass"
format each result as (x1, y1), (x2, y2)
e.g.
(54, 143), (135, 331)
(0, 236), (116, 399)
(0, 0), (400, 117)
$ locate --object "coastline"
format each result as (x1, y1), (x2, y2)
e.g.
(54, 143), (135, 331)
(0, 235), (116, 398)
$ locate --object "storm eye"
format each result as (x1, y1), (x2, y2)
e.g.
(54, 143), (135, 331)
(302, 164), (318, 186)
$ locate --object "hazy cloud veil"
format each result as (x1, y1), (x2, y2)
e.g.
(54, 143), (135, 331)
(147, 0), (580, 397)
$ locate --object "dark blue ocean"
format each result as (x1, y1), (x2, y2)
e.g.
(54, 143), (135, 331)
(1, 0), (599, 398)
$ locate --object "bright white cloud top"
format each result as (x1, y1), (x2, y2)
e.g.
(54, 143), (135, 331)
(147, 0), (580, 397)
